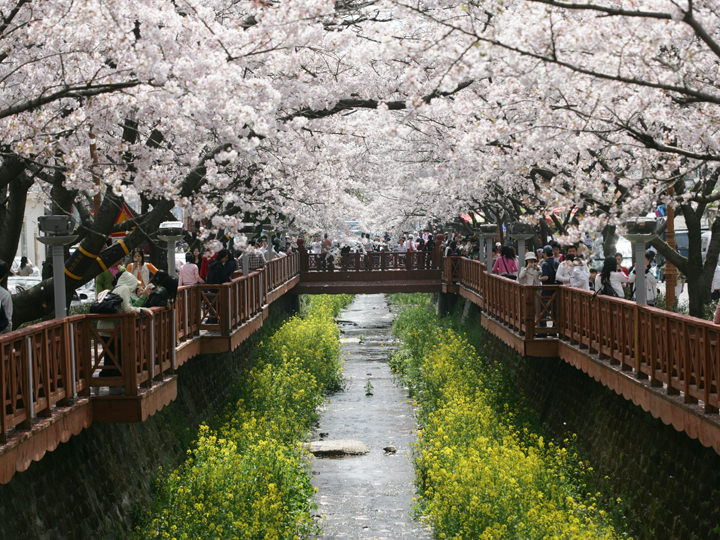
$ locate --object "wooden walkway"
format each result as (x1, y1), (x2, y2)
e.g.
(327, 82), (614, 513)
(3, 245), (720, 483)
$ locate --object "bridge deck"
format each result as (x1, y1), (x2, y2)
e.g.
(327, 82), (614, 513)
(295, 269), (442, 294)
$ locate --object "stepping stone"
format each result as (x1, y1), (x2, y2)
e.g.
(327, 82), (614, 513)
(307, 440), (370, 457)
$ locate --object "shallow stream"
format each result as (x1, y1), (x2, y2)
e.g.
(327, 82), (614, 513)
(310, 294), (431, 540)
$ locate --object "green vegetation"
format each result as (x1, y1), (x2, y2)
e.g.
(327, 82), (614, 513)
(136, 294), (352, 540)
(389, 294), (630, 540)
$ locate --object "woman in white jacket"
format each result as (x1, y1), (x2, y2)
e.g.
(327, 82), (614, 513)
(97, 271), (152, 392)
(595, 257), (630, 297)
(518, 252), (542, 285)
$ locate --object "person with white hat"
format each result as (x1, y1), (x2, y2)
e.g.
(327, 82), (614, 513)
(518, 251), (541, 285)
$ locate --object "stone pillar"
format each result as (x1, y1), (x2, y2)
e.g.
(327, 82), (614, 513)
(625, 234), (653, 305)
(50, 244), (68, 318)
(478, 224), (496, 270)
(508, 223), (536, 268)
(511, 234), (535, 267)
(624, 218), (659, 306)
(37, 227), (77, 319)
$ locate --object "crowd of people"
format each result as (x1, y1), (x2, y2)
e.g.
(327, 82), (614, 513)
(0, 230), (685, 339)
(485, 240), (659, 305)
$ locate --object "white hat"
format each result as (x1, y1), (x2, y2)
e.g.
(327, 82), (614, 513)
(524, 252), (537, 261)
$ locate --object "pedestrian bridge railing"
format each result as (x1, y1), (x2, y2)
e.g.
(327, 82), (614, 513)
(304, 250), (440, 272)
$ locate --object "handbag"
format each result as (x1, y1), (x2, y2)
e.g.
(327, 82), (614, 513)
(90, 290), (123, 314)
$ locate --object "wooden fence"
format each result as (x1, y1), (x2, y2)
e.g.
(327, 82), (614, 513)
(447, 256), (720, 414)
(303, 250), (441, 272)
(0, 253), (299, 442)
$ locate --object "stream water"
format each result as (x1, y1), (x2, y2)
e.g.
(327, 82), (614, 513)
(310, 294), (432, 540)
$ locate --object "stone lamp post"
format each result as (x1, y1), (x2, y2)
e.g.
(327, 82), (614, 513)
(624, 217), (662, 305)
(158, 221), (185, 279)
(37, 215), (78, 319)
(477, 224), (497, 269)
(508, 222), (535, 267)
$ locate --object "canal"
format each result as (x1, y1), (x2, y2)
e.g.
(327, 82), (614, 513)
(310, 294), (431, 540)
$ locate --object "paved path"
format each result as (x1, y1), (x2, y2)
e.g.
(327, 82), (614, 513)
(311, 294), (432, 540)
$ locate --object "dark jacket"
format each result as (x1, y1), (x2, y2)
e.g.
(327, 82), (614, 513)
(207, 258), (237, 284)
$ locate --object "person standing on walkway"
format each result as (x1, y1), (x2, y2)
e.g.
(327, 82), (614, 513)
(595, 257), (629, 297)
(207, 249), (237, 284)
(538, 246), (558, 326)
(0, 259), (13, 334)
(205, 249), (237, 324)
(615, 253), (629, 277)
(247, 242), (267, 272)
(555, 252), (575, 285)
(321, 233), (332, 270)
(569, 255), (590, 290)
(492, 245), (518, 277)
(126, 249), (157, 287)
(178, 252), (204, 286)
(518, 252), (541, 285)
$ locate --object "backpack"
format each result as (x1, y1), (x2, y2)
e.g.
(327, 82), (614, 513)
(593, 278), (619, 299)
(90, 290), (123, 314)
(144, 287), (169, 308)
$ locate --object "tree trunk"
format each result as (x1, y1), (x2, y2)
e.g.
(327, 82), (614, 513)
(10, 144), (229, 326)
(0, 157), (32, 264)
(602, 225), (618, 260)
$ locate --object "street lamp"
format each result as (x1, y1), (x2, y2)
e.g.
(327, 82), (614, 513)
(158, 221), (184, 278)
(37, 215), (78, 319)
(508, 222), (535, 267)
(624, 217), (662, 305)
(477, 223), (497, 269)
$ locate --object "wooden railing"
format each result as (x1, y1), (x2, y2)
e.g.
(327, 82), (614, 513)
(446, 256), (720, 414)
(304, 250), (440, 272)
(0, 253), (300, 442)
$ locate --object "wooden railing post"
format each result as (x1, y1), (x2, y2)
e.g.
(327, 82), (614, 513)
(524, 286), (536, 340)
(123, 317), (139, 396)
(634, 304), (642, 375)
(219, 285), (231, 336)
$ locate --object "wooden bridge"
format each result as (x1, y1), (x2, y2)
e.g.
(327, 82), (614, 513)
(1, 245), (720, 483)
